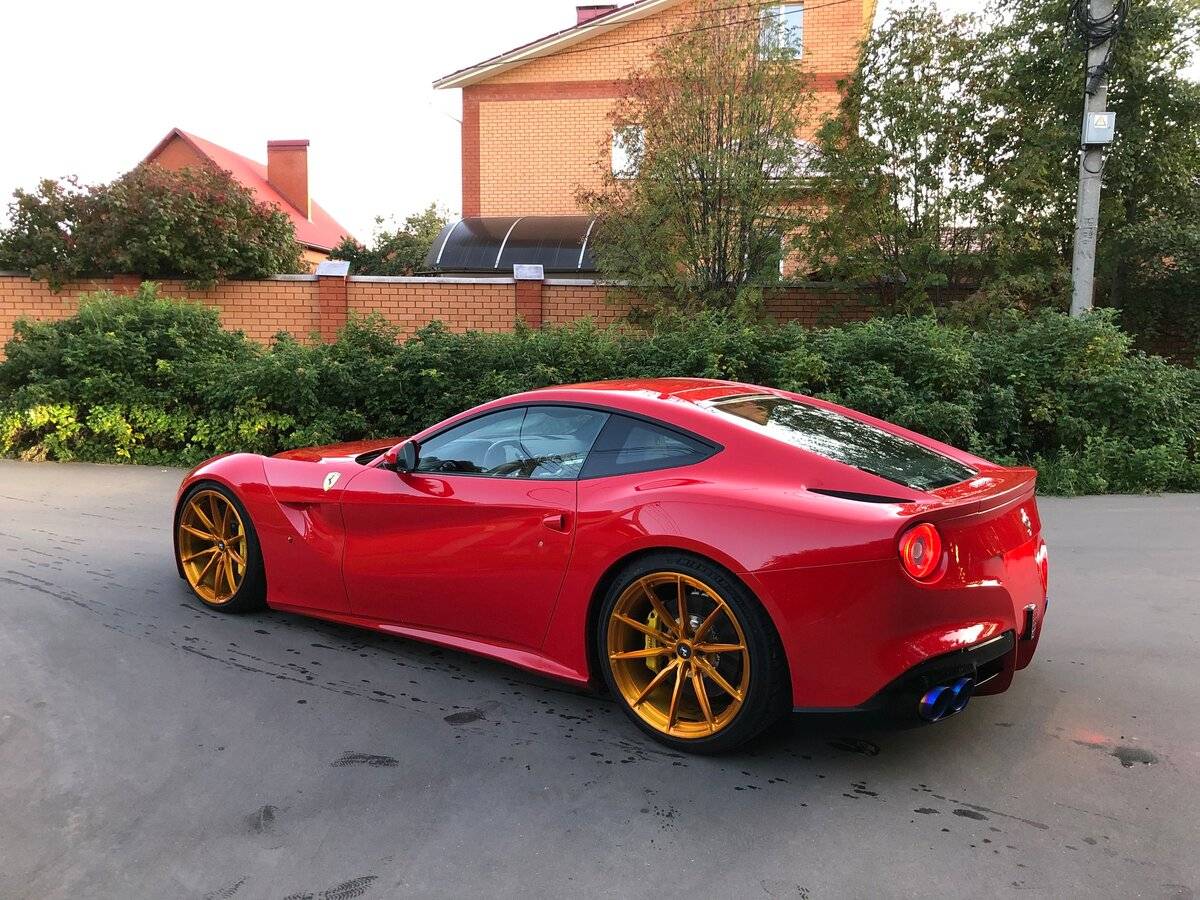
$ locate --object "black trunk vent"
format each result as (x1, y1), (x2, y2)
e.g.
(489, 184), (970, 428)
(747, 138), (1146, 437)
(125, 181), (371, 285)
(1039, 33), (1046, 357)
(808, 488), (915, 504)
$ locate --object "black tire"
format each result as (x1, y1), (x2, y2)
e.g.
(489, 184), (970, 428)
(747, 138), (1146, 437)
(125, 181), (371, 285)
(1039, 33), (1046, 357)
(596, 551), (788, 754)
(175, 481), (266, 613)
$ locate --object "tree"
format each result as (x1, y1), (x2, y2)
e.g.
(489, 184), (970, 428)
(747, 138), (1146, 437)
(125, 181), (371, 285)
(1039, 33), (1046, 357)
(795, 5), (992, 310)
(797, 0), (1200, 344)
(0, 165), (304, 288)
(975, 0), (1200, 342)
(580, 0), (814, 314)
(331, 204), (450, 275)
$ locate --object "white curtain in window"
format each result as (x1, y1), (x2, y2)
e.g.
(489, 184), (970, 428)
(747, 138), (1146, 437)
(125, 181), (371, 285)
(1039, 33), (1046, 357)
(611, 125), (644, 178)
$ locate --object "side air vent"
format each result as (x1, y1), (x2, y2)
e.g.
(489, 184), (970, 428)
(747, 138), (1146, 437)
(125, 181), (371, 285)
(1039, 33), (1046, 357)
(808, 488), (915, 504)
(354, 448), (390, 466)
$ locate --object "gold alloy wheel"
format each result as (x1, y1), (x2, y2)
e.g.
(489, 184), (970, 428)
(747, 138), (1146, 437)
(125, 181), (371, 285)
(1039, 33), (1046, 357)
(607, 572), (751, 739)
(177, 490), (248, 605)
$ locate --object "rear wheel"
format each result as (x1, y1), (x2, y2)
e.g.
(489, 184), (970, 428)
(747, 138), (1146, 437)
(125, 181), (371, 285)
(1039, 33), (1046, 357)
(597, 552), (786, 753)
(175, 483), (265, 613)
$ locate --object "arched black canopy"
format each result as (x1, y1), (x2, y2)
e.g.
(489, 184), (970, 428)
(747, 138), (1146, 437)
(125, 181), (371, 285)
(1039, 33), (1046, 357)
(425, 215), (597, 274)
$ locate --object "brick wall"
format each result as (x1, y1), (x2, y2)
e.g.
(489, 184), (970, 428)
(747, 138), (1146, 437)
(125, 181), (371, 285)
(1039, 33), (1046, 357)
(347, 278), (516, 334)
(764, 286), (875, 327)
(0, 273), (321, 349)
(543, 281), (631, 326)
(0, 272), (876, 358)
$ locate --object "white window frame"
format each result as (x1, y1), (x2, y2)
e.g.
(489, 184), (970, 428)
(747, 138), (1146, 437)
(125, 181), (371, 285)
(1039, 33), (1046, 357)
(611, 124), (644, 178)
(761, 2), (804, 59)
(793, 137), (819, 176)
(766, 137), (819, 180)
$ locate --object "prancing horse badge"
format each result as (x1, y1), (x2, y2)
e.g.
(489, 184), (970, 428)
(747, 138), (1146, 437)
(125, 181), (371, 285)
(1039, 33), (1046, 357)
(323, 471), (341, 492)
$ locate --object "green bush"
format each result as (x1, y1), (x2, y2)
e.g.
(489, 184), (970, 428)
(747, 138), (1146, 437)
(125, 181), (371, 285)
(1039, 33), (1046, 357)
(0, 166), (304, 288)
(1, 286), (1197, 494)
(330, 204), (449, 276)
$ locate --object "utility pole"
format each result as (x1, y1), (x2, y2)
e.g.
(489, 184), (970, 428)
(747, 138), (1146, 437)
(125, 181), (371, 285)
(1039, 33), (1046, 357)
(1070, 0), (1121, 316)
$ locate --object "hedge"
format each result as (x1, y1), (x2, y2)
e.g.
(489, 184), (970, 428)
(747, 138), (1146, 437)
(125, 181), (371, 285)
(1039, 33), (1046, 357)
(1, 284), (1197, 495)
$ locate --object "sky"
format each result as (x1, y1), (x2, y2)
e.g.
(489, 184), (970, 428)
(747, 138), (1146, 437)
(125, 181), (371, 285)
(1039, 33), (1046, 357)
(0, 0), (1194, 241)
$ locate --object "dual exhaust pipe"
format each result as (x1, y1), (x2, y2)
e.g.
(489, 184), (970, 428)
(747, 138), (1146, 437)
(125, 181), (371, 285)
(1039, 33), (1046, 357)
(918, 676), (974, 722)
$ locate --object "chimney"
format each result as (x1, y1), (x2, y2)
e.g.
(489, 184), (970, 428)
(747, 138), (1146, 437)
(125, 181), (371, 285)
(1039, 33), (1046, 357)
(577, 5), (617, 25)
(266, 139), (310, 220)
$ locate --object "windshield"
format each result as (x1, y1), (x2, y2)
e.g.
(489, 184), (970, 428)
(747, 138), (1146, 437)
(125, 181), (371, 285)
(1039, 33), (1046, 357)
(705, 394), (975, 491)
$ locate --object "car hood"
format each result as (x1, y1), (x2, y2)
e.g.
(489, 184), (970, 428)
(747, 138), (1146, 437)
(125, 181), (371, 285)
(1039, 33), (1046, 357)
(272, 438), (404, 463)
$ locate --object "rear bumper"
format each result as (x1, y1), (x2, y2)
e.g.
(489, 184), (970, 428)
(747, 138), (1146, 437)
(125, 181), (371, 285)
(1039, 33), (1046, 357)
(858, 630), (1014, 715)
(791, 628), (1031, 716)
(756, 564), (1047, 709)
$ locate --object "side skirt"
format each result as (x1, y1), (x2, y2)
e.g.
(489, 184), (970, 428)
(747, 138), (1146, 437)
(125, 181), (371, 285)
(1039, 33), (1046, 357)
(266, 601), (591, 688)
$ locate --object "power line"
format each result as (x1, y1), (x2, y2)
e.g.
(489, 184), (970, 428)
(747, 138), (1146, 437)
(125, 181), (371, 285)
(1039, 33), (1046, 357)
(1070, 0), (1129, 49)
(565, 0), (846, 35)
(1069, 0), (1129, 94)
(465, 0), (864, 69)
(549, 0), (864, 60)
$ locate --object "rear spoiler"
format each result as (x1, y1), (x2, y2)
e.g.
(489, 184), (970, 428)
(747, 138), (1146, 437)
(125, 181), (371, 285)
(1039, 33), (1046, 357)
(907, 467), (1038, 523)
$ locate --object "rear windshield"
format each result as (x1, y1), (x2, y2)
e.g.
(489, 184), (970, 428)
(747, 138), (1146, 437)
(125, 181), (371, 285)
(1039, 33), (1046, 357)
(705, 395), (975, 491)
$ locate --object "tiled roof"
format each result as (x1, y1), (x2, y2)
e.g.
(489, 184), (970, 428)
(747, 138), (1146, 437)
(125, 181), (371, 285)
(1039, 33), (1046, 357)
(145, 128), (351, 251)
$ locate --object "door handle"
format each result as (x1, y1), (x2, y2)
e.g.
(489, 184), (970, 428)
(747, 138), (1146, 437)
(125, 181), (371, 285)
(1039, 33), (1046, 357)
(541, 512), (570, 533)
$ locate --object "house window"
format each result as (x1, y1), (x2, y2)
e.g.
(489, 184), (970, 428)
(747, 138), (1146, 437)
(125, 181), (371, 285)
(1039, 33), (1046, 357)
(612, 125), (644, 178)
(793, 138), (819, 176)
(766, 137), (819, 180)
(761, 3), (804, 58)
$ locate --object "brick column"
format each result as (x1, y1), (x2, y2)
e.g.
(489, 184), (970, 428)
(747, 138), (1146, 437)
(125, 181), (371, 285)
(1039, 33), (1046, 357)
(461, 87), (481, 217)
(316, 260), (349, 341)
(513, 265), (544, 327)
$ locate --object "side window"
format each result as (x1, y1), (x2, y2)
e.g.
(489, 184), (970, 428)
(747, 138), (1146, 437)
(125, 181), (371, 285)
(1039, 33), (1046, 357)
(581, 415), (716, 478)
(416, 406), (608, 479)
(416, 407), (527, 476)
(518, 406), (609, 479)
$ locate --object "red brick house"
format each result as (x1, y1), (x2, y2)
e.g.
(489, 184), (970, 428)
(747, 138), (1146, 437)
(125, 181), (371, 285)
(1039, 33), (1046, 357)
(435, 0), (875, 218)
(144, 128), (352, 269)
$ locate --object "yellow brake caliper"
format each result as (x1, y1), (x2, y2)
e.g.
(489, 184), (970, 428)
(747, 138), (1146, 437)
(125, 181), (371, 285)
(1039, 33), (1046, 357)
(645, 609), (662, 672)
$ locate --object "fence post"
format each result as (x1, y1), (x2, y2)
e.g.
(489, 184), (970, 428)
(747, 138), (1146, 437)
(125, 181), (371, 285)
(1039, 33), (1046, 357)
(513, 264), (545, 328)
(316, 260), (349, 342)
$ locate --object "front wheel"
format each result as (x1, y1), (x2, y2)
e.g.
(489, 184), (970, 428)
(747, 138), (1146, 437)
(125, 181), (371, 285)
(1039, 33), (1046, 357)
(597, 553), (787, 754)
(175, 483), (266, 613)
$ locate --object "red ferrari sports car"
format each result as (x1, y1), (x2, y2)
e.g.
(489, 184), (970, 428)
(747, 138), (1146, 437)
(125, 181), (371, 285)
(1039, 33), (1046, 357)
(173, 378), (1048, 752)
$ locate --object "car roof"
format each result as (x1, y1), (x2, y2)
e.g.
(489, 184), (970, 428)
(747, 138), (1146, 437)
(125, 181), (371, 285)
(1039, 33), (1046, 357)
(528, 378), (761, 404)
(482, 378), (771, 439)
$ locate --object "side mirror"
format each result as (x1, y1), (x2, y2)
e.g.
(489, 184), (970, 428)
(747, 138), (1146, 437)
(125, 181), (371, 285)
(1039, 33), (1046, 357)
(384, 439), (419, 473)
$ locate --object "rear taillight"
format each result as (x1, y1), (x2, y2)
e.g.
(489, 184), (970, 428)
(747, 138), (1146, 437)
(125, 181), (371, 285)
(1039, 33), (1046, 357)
(899, 523), (942, 581)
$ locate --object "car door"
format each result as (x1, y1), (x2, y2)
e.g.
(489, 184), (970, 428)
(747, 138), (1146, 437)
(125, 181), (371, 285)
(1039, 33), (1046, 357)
(339, 405), (609, 650)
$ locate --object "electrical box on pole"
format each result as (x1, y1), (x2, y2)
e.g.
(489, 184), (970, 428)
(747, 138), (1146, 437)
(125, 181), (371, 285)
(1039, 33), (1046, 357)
(1069, 0), (1126, 317)
(1082, 111), (1116, 145)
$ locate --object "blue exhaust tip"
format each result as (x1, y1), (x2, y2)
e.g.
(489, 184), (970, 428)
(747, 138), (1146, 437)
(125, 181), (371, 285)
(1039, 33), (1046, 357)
(918, 677), (975, 722)
(918, 685), (950, 721)
(948, 676), (974, 713)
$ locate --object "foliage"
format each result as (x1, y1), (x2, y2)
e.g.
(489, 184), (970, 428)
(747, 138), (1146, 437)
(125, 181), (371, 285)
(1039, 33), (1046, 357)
(0, 165), (304, 288)
(796, 0), (1200, 350)
(330, 204), (450, 275)
(797, 4), (992, 310)
(580, 0), (814, 313)
(1, 287), (1197, 494)
(974, 0), (1200, 340)
(1118, 215), (1200, 351)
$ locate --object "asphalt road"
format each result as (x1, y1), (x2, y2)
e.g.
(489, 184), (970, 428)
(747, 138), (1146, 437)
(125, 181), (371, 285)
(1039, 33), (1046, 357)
(0, 459), (1197, 899)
